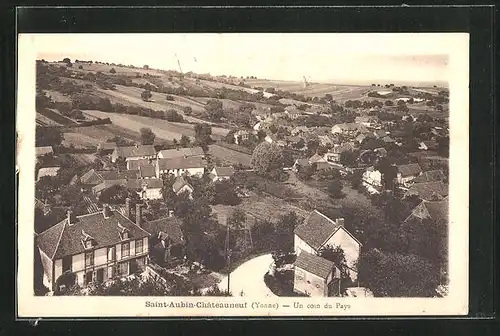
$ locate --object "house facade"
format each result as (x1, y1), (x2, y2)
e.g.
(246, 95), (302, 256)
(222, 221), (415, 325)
(294, 251), (339, 297)
(362, 167), (383, 194)
(210, 166), (235, 182)
(36, 205), (150, 292)
(156, 156), (205, 178)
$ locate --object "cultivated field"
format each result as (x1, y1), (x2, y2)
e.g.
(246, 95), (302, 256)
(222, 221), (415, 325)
(83, 110), (230, 141)
(62, 124), (140, 148)
(38, 108), (76, 125)
(207, 144), (252, 167)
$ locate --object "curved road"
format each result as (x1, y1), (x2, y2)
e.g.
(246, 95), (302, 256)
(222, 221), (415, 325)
(218, 254), (276, 297)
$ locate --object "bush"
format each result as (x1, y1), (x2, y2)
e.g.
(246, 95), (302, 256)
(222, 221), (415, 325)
(327, 180), (344, 198)
(263, 271), (308, 297)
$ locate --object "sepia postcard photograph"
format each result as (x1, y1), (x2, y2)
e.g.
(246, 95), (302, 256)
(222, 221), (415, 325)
(17, 32), (469, 318)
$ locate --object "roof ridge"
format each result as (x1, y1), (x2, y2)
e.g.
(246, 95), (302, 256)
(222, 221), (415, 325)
(313, 210), (337, 226)
(115, 211), (152, 236)
(51, 219), (67, 259)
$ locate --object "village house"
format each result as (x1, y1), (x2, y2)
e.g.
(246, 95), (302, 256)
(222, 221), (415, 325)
(404, 197), (449, 225)
(291, 126), (309, 136)
(138, 164), (157, 179)
(209, 166), (235, 182)
(323, 142), (355, 163)
(97, 142), (117, 155)
(362, 166), (383, 194)
(111, 144), (156, 163)
(35, 205), (150, 292)
(418, 140), (439, 151)
(285, 108), (303, 120)
(157, 146), (204, 160)
(331, 123), (368, 136)
(156, 156), (205, 178)
(318, 134), (336, 147)
(37, 166), (61, 182)
(396, 163), (423, 186)
(36, 146), (54, 157)
(404, 181), (448, 201)
(172, 176), (194, 199)
(126, 158), (155, 171)
(80, 169), (139, 189)
(294, 251), (341, 297)
(126, 179), (163, 200)
(355, 116), (379, 127)
(140, 214), (186, 265)
(293, 210), (362, 297)
(412, 169), (446, 184)
(233, 130), (252, 145)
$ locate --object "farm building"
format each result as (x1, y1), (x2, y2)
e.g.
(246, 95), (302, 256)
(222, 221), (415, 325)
(209, 166), (235, 182)
(396, 163), (423, 186)
(293, 210), (362, 297)
(111, 144), (156, 163)
(172, 177), (194, 198)
(80, 169), (139, 188)
(156, 156), (205, 178)
(157, 147), (204, 160)
(331, 123), (368, 136)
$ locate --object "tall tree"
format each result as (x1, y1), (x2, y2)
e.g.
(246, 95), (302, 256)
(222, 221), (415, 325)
(140, 127), (156, 145)
(251, 142), (284, 179)
(141, 89), (152, 101)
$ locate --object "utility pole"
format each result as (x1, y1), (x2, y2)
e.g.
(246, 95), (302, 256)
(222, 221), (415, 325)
(225, 222), (231, 294)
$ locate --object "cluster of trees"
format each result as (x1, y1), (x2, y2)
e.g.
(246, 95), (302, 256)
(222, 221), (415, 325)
(251, 142), (285, 181)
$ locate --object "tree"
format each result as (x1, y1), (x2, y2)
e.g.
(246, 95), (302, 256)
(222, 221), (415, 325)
(183, 106), (193, 115)
(78, 65), (83, 69)
(275, 212), (300, 252)
(194, 123), (213, 148)
(62, 58), (71, 64)
(66, 62), (73, 68)
(179, 135), (191, 148)
(384, 100), (394, 106)
(36, 127), (63, 147)
(251, 142), (284, 179)
(213, 180), (240, 205)
(339, 150), (359, 167)
(205, 99), (224, 122)
(98, 184), (135, 205)
(140, 127), (156, 145)
(327, 180), (344, 198)
(143, 65), (149, 70)
(358, 248), (440, 297)
(141, 89), (152, 101)
(375, 158), (397, 191)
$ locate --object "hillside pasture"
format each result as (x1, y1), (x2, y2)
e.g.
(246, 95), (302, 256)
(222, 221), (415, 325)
(36, 113), (61, 126)
(207, 144), (252, 167)
(38, 108), (76, 125)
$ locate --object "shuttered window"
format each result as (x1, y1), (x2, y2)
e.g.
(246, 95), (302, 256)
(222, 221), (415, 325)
(135, 239), (143, 254)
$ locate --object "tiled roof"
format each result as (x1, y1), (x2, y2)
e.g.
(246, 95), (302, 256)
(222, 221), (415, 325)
(294, 210), (342, 251)
(213, 166), (235, 177)
(373, 130), (388, 138)
(397, 163), (422, 177)
(408, 151), (438, 158)
(114, 145), (156, 158)
(315, 162), (332, 171)
(98, 170), (139, 181)
(333, 123), (366, 132)
(141, 216), (184, 245)
(98, 142), (117, 151)
(128, 159), (153, 170)
(412, 170), (446, 183)
(407, 198), (448, 224)
(36, 211), (150, 260)
(92, 179), (127, 194)
(294, 158), (310, 167)
(294, 251), (335, 280)
(126, 178), (163, 190)
(35, 146), (54, 157)
(330, 142), (355, 154)
(139, 165), (157, 178)
(172, 177), (192, 194)
(37, 167), (60, 180)
(405, 181), (448, 201)
(157, 147), (204, 159)
(158, 156), (205, 170)
(309, 153), (326, 164)
(80, 169), (103, 185)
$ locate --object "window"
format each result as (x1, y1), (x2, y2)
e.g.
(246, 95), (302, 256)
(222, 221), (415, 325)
(135, 239), (143, 254)
(316, 284), (320, 288)
(84, 240), (93, 249)
(85, 251), (94, 268)
(118, 262), (128, 276)
(122, 231), (129, 240)
(62, 255), (72, 272)
(122, 242), (130, 258)
(84, 271), (93, 285)
(107, 246), (116, 262)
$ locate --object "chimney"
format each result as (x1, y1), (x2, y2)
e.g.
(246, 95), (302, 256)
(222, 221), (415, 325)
(125, 197), (131, 219)
(136, 203), (142, 227)
(336, 218), (345, 227)
(103, 204), (111, 219)
(168, 210), (174, 217)
(67, 210), (76, 225)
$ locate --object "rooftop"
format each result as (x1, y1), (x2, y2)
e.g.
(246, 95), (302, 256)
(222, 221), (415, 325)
(36, 210), (150, 260)
(35, 146), (54, 157)
(405, 181), (448, 201)
(140, 216), (184, 245)
(397, 163), (422, 177)
(294, 251), (336, 280)
(113, 145), (156, 158)
(157, 147), (204, 159)
(158, 156), (205, 170)
(213, 166), (235, 177)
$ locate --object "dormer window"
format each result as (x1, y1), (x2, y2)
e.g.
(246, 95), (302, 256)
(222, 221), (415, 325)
(118, 223), (130, 241)
(81, 230), (95, 250)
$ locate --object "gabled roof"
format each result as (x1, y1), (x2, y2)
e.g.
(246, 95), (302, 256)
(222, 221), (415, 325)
(98, 170), (139, 181)
(80, 169), (103, 185)
(330, 142), (355, 154)
(37, 167), (60, 180)
(412, 170), (446, 183)
(158, 156), (205, 170)
(406, 198), (448, 224)
(98, 142), (117, 151)
(309, 153), (327, 164)
(125, 178), (163, 190)
(213, 166), (235, 177)
(405, 181), (448, 201)
(36, 211), (150, 260)
(397, 163), (422, 177)
(141, 216), (184, 245)
(172, 177), (193, 194)
(35, 146), (54, 157)
(139, 165), (157, 178)
(294, 210), (360, 251)
(92, 179), (127, 194)
(157, 147), (204, 159)
(294, 251), (336, 280)
(128, 159), (153, 170)
(113, 145), (156, 159)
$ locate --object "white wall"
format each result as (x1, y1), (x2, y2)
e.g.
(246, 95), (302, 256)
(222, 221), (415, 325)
(143, 237), (149, 254)
(54, 259), (62, 283)
(72, 253), (84, 272)
(294, 235), (316, 255)
(294, 267), (329, 297)
(130, 240), (136, 256)
(324, 228), (360, 273)
(144, 188), (162, 200)
(95, 248), (107, 267)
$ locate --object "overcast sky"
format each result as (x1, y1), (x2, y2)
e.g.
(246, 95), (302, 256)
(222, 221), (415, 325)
(27, 33), (464, 84)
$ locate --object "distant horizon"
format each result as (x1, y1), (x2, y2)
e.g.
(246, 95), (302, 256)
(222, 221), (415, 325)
(30, 33), (459, 84)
